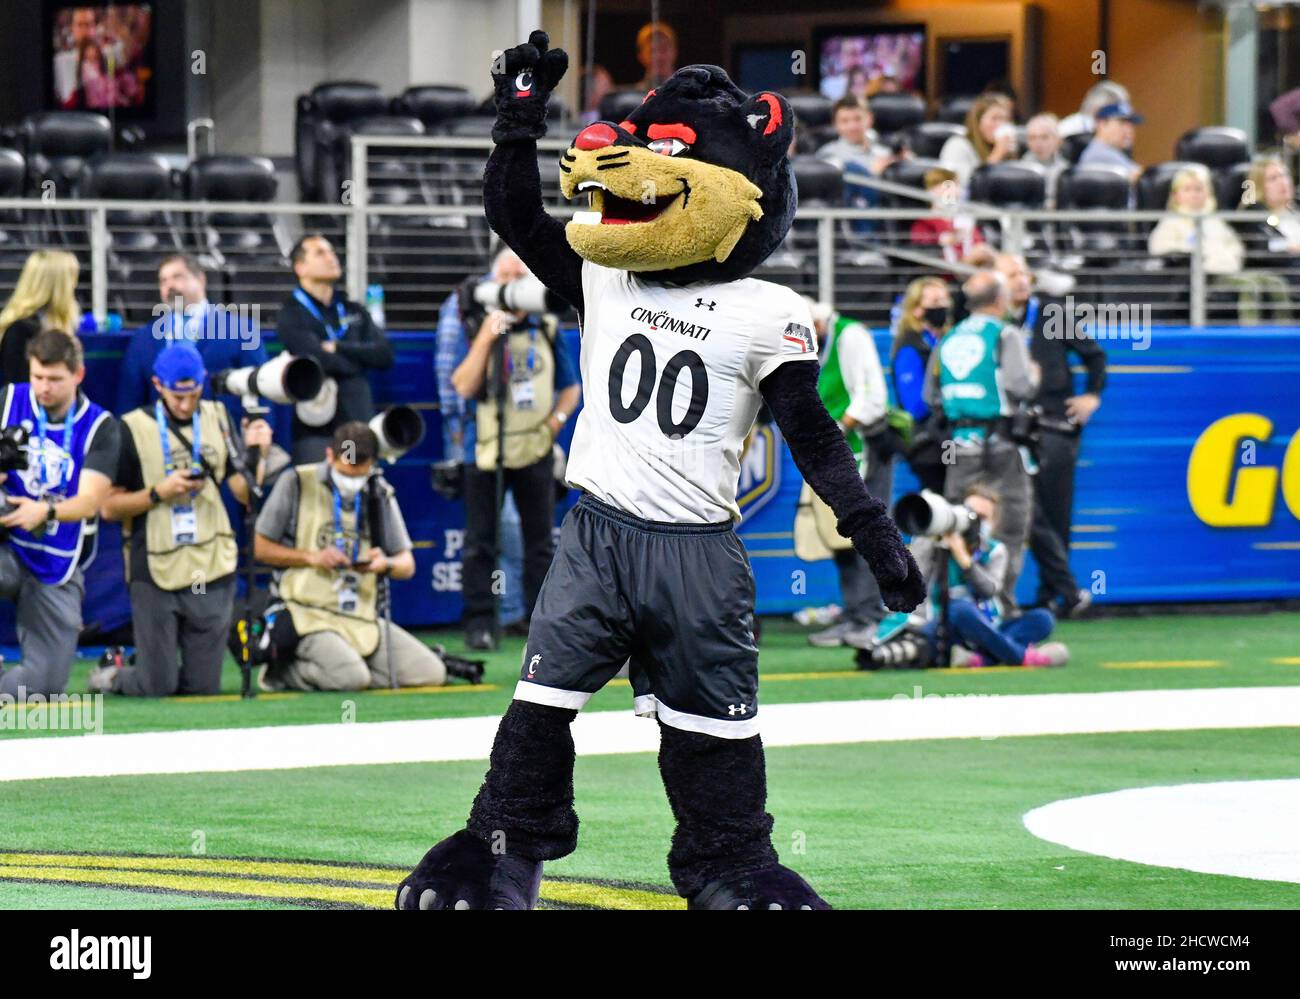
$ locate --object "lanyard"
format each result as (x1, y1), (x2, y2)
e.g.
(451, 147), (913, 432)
(155, 399), (201, 475)
(32, 398), (75, 491)
(1024, 296), (1040, 331)
(294, 288), (347, 341)
(331, 481), (364, 562)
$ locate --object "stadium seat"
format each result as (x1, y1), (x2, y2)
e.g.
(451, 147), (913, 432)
(969, 161), (1046, 208)
(936, 95), (977, 125)
(880, 156), (943, 206)
(1215, 160), (1253, 211)
(294, 81), (389, 202)
(906, 122), (964, 159)
(869, 93), (925, 138)
(1060, 130), (1092, 165)
(1058, 164), (1132, 211)
(182, 155), (287, 310)
(1175, 126), (1250, 170)
(0, 148), (32, 289)
(392, 85), (477, 129)
(82, 152), (182, 321)
(1136, 161), (1201, 211)
(784, 92), (833, 130)
(598, 90), (646, 123)
(19, 110), (113, 196)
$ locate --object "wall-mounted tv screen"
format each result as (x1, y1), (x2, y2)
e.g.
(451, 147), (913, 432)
(816, 25), (926, 100)
(51, 3), (155, 113)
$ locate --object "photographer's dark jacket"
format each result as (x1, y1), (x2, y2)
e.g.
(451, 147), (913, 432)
(117, 400), (238, 590)
(255, 463), (411, 657)
(1018, 295), (1107, 419)
(276, 286), (395, 438)
(1, 384), (119, 585)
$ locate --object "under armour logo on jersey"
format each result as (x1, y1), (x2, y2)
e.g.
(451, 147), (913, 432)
(694, 298), (716, 310)
(728, 703), (749, 716)
(527, 654), (541, 677)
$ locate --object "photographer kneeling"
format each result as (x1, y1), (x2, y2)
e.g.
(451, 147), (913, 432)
(0, 330), (119, 697)
(93, 344), (275, 696)
(875, 485), (1069, 669)
(253, 422), (446, 691)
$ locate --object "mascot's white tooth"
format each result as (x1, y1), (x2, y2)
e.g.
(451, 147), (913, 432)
(576, 180), (606, 192)
(572, 210), (602, 225)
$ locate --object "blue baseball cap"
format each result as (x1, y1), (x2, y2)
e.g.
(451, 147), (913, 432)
(1096, 102), (1144, 124)
(153, 343), (207, 390)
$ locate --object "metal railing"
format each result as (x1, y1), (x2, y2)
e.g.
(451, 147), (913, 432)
(0, 134), (1295, 332)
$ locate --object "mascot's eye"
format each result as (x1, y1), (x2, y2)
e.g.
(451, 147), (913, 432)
(648, 137), (689, 157)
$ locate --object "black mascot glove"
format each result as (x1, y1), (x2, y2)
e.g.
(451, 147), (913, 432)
(845, 499), (926, 613)
(490, 29), (569, 144)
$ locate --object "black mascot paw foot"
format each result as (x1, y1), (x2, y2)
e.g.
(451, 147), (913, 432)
(687, 865), (832, 910)
(395, 829), (543, 910)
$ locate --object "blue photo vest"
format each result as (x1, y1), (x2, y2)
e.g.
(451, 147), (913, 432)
(2, 384), (109, 585)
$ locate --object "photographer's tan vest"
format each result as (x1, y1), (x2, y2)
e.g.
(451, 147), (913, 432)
(474, 319), (557, 471)
(278, 464), (380, 657)
(121, 401), (237, 591)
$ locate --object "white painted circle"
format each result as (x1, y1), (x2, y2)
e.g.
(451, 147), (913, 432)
(1024, 780), (1300, 885)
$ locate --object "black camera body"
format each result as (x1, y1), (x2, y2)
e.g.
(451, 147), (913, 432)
(1008, 405), (1080, 450)
(0, 424), (30, 473)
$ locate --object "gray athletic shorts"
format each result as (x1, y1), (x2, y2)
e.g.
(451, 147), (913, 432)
(515, 493), (760, 738)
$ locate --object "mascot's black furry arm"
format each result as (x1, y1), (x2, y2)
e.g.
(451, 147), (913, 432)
(396, 31), (923, 912)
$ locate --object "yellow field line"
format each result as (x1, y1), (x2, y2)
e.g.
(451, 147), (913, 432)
(162, 692), (302, 704)
(0, 852), (684, 910)
(1100, 660), (1222, 669)
(1270, 657), (1300, 665)
(367, 684), (500, 696)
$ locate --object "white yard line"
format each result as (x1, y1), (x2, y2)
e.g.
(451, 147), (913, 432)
(3, 686), (1300, 783)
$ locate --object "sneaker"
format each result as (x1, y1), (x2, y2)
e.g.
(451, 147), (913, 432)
(434, 645), (486, 685)
(948, 646), (985, 669)
(86, 663), (118, 694)
(257, 662), (286, 693)
(808, 621), (855, 648)
(841, 623), (879, 651)
(1063, 589), (1093, 618)
(465, 629), (497, 652)
(1023, 642), (1069, 667)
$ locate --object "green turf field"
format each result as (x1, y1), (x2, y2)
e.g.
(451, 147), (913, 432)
(2, 611), (1298, 909)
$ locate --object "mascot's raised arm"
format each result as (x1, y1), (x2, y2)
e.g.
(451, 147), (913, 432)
(397, 30), (924, 912)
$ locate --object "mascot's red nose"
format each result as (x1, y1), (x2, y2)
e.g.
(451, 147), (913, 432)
(575, 123), (617, 150)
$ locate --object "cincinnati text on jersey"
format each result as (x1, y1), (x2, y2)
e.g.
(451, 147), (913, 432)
(629, 307), (712, 341)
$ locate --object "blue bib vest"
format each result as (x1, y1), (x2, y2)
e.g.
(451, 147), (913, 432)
(2, 384), (109, 585)
(938, 314), (1006, 444)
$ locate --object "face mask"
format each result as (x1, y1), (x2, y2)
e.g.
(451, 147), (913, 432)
(330, 467), (367, 501)
(923, 306), (950, 329)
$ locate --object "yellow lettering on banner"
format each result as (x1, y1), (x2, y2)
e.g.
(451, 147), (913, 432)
(1186, 414), (1276, 527)
(1284, 429), (1300, 521)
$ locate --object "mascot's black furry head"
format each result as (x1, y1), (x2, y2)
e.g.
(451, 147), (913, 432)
(559, 65), (796, 285)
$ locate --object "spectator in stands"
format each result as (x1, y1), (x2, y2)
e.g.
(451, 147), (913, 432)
(1268, 87), (1300, 149)
(995, 252), (1105, 617)
(1058, 80), (1130, 139)
(939, 93), (1016, 189)
(93, 344), (274, 696)
(453, 255), (580, 652)
(580, 65), (614, 125)
(0, 331), (120, 698)
(435, 251), (531, 637)
(277, 234), (394, 462)
(634, 21), (677, 90)
(0, 250), (81, 385)
(1150, 166), (1291, 324)
(817, 96), (889, 176)
(1239, 156), (1300, 282)
(1078, 102), (1143, 181)
(805, 299), (892, 650)
(1021, 112), (1068, 207)
(910, 168), (987, 265)
(253, 422), (448, 691)
(891, 276), (952, 494)
(926, 270), (1039, 612)
(117, 254), (268, 419)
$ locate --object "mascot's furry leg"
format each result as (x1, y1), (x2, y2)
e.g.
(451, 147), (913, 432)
(395, 701), (577, 910)
(657, 723), (830, 910)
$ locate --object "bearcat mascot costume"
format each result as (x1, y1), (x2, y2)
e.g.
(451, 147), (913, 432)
(396, 31), (924, 911)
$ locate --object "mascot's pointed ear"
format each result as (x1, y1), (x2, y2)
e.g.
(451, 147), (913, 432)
(741, 91), (794, 163)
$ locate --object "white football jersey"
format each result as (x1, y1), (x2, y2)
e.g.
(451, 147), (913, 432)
(564, 260), (819, 523)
